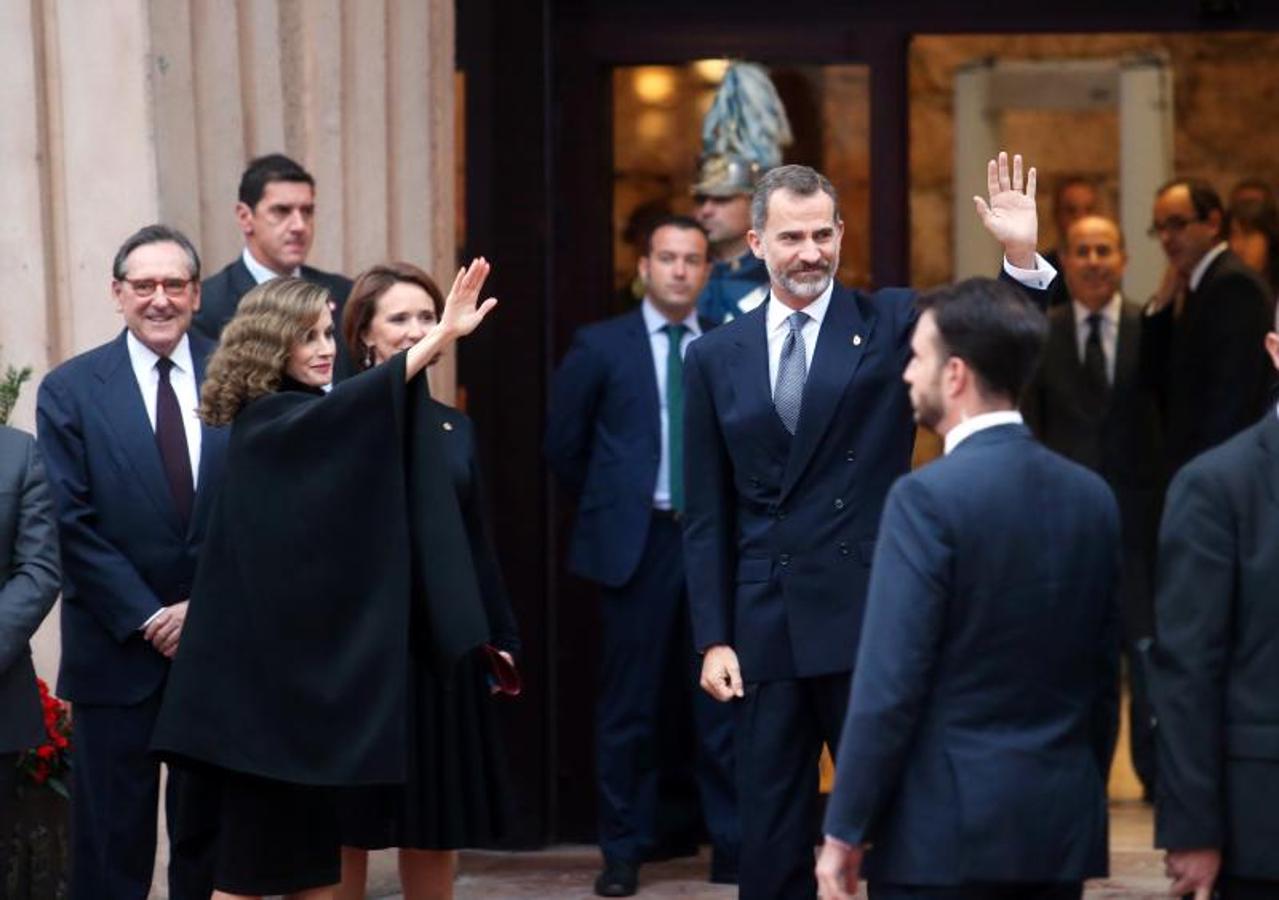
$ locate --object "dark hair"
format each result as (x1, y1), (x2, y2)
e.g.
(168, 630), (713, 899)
(342, 262), (445, 371)
(238, 153), (316, 208)
(751, 165), (841, 232)
(1230, 177), (1275, 206)
(112, 224), (201, 281)
(1053, 175), (1098, 210)
(643, 214), (708, 255)
(1226, 197), (1279, 297)
(915, 277), (1047, 403)
(1156, 178), (1224, 234)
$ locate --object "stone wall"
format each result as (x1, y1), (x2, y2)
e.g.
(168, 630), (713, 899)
(910, 32), (1279, 288)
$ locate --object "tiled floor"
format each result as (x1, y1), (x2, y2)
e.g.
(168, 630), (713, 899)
(367, 802), (1168, 899)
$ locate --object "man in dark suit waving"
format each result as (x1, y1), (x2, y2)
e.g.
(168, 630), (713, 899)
(1150, 310), (1279, 900)
(546, 216), (738, 896)
(193, 153), (355, 381)
(1023, 214), (1163, 797)
(683, 154), (1055, 899)
(37, 225), (228, 900)
(816, 278), (1120, 900)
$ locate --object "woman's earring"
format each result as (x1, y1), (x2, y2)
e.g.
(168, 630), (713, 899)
(363, 345), (374, 369)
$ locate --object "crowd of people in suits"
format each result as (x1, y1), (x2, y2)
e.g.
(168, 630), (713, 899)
(1, 137), (1277, 900)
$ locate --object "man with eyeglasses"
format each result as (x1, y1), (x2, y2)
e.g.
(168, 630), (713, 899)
(1142, 178), (1274, 478)
(194, 153), (355, 381)
(36, 224), (228, 900)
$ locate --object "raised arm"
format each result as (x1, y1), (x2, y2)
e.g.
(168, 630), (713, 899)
(405, 257), (497, 379)
(973, 151), (1040, 269)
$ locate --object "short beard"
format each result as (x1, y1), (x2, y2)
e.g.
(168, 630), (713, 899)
(765, 254), (837, 301)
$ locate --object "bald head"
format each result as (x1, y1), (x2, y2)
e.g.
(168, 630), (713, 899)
(1061, 215), (1126, 312)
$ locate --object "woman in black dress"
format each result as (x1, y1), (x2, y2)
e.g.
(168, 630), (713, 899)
(153, 261), (497, 900)
(335, 262), (520, 900)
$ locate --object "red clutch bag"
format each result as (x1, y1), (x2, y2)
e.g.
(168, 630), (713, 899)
(483, 644), (522, 696)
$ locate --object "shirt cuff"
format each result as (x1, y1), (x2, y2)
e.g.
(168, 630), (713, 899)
(1002, 253), (1057, 291)
(139, 608), (164, 632)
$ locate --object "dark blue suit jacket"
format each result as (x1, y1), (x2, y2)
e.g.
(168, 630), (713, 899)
(824, 424), (1120, 885)
(36, 331), (228, 705)
(682, 282), (917, 680)
(545, 308), (711, 587)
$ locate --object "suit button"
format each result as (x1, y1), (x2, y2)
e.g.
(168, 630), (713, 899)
(846, 450), (855, 461)
(779, 554), (791, 567)
(839, 541), (850, 557)
(833, 498), (844, 510)
(750, 477), (761, 488)
(777, 509), (786, 520)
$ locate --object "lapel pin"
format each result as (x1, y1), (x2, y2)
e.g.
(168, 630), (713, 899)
(852, 334), (863, 346)
(442, 421), (454, 431)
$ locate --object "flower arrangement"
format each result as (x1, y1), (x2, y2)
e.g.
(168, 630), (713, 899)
(0, 362), (32, 426)
(16, 678), (72, 798)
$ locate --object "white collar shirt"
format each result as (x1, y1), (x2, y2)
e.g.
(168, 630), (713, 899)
(1189, 242), (1228, 292)
(943, 410), (1024, 455)
(125, 330), (202, 488)
(1071, 292), (1122, 385)
(642, 299), (702, 509)
(241, 246), (301, 283)
(765, 279), (833, 394)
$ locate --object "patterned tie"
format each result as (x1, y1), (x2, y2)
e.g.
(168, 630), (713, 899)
(1083, 312), (1109, 397)
(155, 357), (194, 528)
(774, 311), (809, 434)
(664, 323), (687, 513)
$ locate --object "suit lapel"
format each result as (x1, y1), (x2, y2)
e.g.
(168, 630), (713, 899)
(230, 257), (257, 299)
(726, 303), (787, 457)
(781, 286), (872, 499)
(627, 310), (662, 449)
(1260, 413), (1279, 511)
(94, 332), (185, 535)
(1113, 300), (1141, 393)
(189, 335), (227, 537)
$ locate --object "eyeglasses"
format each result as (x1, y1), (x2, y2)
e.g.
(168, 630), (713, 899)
(119, 278), (194, 298)
(1147, 216), (1201, 238)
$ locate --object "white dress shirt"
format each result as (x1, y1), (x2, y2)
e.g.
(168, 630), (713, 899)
(1071, 292), (1122, 385)
(241, 246), (300, 283)
(765, 280), (833, 394)
(642, 299), (702, 509)
(944, 410), (1025, 455)
(126, 331), (202, 487)
(1189, 242), (1228, 292)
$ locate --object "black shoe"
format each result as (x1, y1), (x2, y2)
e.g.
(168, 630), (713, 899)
(595, 859), (638, 897)
(709, 847), (739, 885)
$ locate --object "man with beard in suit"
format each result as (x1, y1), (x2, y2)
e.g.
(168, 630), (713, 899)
(1142, 179), (1274, 477)
(1023, 214), (1163, 799)
(1151, 307), (1279, 900)
(193, 153), (355, 381)
(682, 153), (1055, 900)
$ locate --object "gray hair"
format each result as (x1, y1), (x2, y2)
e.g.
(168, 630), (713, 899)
(112, 224), (201, 281)
(750, 164), (842, 233)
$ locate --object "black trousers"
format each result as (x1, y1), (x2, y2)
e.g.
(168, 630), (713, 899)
(0, 751), (17, 889)
(69, 690), (211, 900)
(870, 883), (1082, 899)
(736, 672), (851, 900)
(595, 514), (738, 865)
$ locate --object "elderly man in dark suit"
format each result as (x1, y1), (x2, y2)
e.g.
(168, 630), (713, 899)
(1023, 214), (1163, 798)
(36, 224), (229, 900)
(1150, 310), (1279, 900)
(816, 278), (1120, 900)
(1142, 178), (1274, 478)
(0, 425), (61, 878)
(546, 215), (739, 897)
(193, 153), (355, 381)
(683, 154), (1055, 900)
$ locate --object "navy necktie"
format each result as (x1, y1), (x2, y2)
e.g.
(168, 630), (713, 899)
(774, 311), (809, 434)
(155, 357), (194, 528)
(1083, 312), (1108, 397)
(664, 323), (687, 513)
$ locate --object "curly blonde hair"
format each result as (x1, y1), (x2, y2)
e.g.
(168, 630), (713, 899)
(199, 277), (331, 426)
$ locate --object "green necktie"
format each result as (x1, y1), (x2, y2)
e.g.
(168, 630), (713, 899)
(664, 323), (687, 513)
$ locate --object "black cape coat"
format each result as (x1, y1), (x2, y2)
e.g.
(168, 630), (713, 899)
(152, 354), (490, 785)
